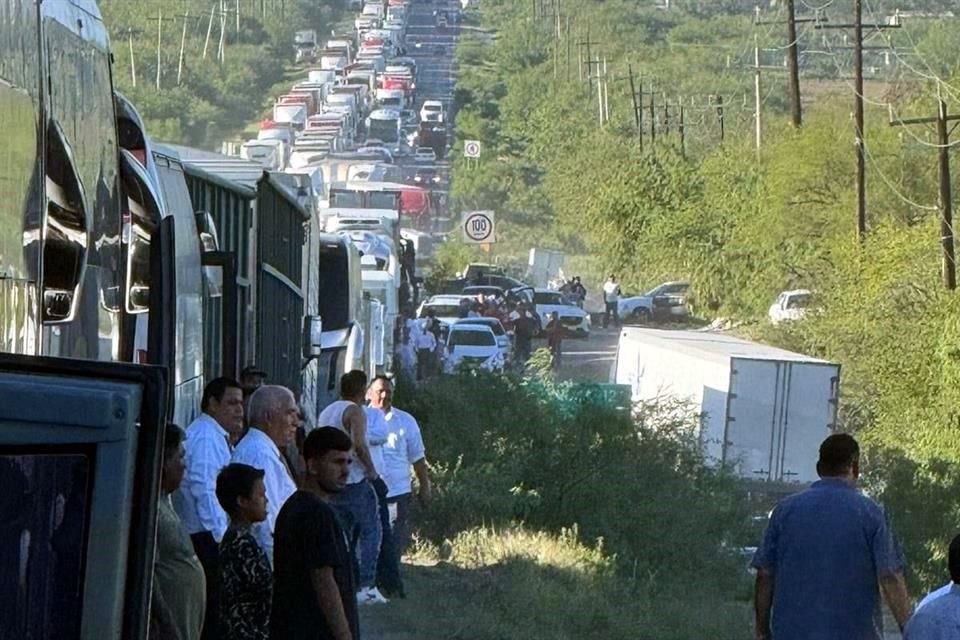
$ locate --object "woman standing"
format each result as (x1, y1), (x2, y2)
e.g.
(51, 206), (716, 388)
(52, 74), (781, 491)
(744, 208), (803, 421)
(216, 464), (272, 640)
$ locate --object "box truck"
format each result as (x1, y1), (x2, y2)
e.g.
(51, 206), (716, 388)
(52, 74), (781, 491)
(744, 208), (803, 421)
(611, 328), (840, 484)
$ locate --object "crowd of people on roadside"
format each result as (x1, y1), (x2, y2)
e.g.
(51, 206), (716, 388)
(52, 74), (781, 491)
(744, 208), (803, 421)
(752, 433), (960, 640)
(153, 368), (430, 640)
(394, 290), (562, 379)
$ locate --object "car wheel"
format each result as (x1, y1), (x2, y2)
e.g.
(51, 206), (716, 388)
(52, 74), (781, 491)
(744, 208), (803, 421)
(631, 307), (652, 323)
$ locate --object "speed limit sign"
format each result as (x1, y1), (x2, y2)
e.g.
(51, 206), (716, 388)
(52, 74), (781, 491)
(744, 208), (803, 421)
(463, 140), (482, 159)
(462, 210), (495, 244)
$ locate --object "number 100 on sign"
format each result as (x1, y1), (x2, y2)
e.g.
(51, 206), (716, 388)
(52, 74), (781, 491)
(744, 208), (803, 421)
(462, 211), (495, 244)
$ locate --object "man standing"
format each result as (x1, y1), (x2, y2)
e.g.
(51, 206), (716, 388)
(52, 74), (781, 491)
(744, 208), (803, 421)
(155, 424), (206, 640)
(905, 533), (960, 638)
(318, 370), (388, 605)
(272, 427), (359, 640)
(174, 377), (244, 640)
(752, 434), (912, 640)
(414, 318), (437, 381)
(602, 275), (621, 329)
(231, 385), (300, 566)
(368, 376), (430, 598)
(510, 303), (537, 364)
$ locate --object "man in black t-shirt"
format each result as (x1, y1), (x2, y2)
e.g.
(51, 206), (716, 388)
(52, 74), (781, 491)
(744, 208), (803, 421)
(272, 427), (359, 640)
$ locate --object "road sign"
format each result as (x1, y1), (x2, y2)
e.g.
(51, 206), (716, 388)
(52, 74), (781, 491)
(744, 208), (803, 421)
(462, 210), (495, 244)
(463, 139), (482, 158)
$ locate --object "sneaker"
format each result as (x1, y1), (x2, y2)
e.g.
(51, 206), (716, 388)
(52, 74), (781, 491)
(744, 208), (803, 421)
(357, 586), (389, 605)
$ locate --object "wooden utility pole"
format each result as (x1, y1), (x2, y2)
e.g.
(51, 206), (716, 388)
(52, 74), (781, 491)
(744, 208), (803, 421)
(678, 100), (686, 158)
(628, 64), (641, 137)
(649, 91), (656, 145)
(816, 3), (899, 241)
(889, 97), (960, 289)
(715, 94), (725, 142)
(785, 0), (802, 126)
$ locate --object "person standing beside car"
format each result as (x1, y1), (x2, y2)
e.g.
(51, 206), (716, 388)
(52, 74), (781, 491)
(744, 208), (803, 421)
(602, 275), (621, 329)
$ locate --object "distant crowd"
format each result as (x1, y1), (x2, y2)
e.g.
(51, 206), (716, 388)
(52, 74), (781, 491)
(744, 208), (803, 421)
(153, 368), (429, 640)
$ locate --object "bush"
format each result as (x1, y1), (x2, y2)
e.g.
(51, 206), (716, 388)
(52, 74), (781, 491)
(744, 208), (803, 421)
(394, 372), (751, 597)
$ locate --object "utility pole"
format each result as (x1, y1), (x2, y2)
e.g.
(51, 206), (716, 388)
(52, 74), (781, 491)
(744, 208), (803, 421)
(155, 9), (163, 90)
(785, 0), (802, 126)
(204, 3), (216, 59)
(754, 34), (762, 156)
(649, 90), (656, 145)
(628, 64), (641, 139)
(177, 11), (190, 85)
(715, 94), (725, 142)
(565, 15), (571, 82)
(117, 27), (144, 87)
(889, 96), (960, 289)
(815, 2), (899, 241)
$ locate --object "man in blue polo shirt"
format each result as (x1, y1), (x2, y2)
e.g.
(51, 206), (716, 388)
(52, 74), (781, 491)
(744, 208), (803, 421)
(752, 433), (912, 640)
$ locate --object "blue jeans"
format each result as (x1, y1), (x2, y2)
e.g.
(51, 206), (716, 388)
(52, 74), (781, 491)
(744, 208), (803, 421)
(374, 481), (404, 596)
(331, 479), (382, 588)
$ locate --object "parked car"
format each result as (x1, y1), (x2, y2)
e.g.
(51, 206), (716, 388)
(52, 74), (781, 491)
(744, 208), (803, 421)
(461, 285), (506, 300)
(617, 281), (690, 322)
(768, 289), (814, 325)
(413, 146), (436, 162)
(533, 288), (590, 336)
(417, 294), (469, 337)
(442, 324), (504, 373)
(412, 167), (443, 185)
(455, 317), (511, 359)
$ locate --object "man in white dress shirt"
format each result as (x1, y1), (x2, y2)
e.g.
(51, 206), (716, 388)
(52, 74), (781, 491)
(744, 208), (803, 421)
(368, 376), (430, 598)
(174, 377), (244, 640)
(231, 385), (300, 566)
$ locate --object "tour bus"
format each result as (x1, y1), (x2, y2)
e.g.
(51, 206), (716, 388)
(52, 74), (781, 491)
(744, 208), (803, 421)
(0, 4), (167, 639)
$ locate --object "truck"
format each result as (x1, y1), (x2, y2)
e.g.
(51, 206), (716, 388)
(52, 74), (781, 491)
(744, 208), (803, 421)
(610, 328), (840, 484)
(527, 248), (566, 288)
(417, 122), (447, 157)
(294, 29), (319, 63)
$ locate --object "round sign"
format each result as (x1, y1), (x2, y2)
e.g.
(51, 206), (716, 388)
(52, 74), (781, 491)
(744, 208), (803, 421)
(464, 140), (481, 158)
(464, 212), (493, 242)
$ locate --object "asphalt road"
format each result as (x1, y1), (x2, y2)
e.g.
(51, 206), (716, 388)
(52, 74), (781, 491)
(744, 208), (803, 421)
(547, 325), (619, 383)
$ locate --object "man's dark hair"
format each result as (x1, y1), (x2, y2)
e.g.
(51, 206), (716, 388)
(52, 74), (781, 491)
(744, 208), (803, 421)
(816, 433), (860, 477)
(163, 423), (183, 457)
(949, 533), (960, 584)
(340, 370), (368, 399)
(216, 463), (265, 516)
(303, 427), (353, 462)
(201, 377), (242, 411)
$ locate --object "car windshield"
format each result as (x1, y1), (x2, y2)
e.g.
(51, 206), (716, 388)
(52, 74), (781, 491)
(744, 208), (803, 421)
(534, 292), (565, 305)
(460, 320), (505, 336)
(646, 283), (688, 296)
(787, 294), (811, 308)
(449, 330), (495, 347)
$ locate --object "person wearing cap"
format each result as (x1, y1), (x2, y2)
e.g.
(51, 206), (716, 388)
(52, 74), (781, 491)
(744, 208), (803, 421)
(752, 433), (912, 640)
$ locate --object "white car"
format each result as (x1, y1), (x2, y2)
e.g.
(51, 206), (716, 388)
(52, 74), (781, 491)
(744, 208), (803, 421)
(413, 146), (436, 162)
(455, 317), (511, 360)
(768, 289), (813, 325)
(416, 294), (469, 332)
(617, 281), (690, 322)
(442, 324), (504, 373)
(533, 288), (590, 336)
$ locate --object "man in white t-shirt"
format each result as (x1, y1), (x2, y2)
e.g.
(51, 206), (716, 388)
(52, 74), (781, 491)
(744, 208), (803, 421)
(414, 318), (437, 380)
(368, 376), (430, 598)
(602, 274), (621, 329)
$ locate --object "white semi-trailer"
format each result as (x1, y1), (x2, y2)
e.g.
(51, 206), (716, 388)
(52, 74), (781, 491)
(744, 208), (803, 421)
(611, 328), (840, 484)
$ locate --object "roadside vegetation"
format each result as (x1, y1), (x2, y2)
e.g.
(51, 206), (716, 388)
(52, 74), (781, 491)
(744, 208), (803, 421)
(448, 0), (960, 593)
(100, 0), (346, 148)
(373, 372), (752, 639)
